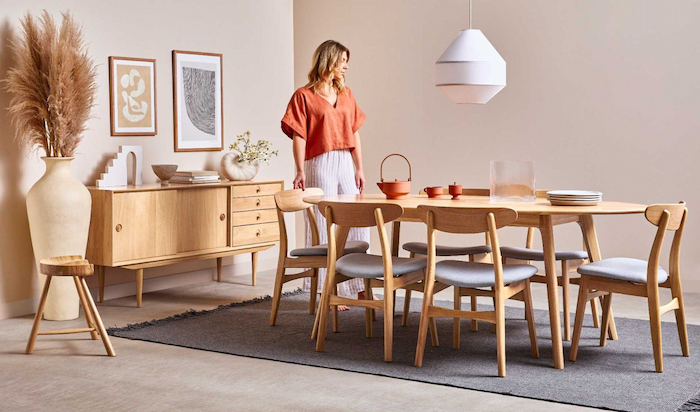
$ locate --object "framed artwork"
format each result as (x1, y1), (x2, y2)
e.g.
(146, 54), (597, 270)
(109, 57), (157, 136)
(172, 50), (224, 152)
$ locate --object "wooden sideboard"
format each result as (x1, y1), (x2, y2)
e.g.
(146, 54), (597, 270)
(86, 180), (283, 307)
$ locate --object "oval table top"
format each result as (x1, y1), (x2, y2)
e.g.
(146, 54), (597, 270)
(303, 194), (647, 216)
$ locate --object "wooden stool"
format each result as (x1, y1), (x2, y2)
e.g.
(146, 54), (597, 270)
(26, 256), (115, 356)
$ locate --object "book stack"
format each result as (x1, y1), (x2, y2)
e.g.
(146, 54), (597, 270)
(170, 170), (221, 184)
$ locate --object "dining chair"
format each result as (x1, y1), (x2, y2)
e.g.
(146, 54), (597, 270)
(315, 201), (427, 362)
(569, 203), (689, 373)
(270, 188), (369, 326)
(414, 205), (539, 377)
(400, 188), (492, 330)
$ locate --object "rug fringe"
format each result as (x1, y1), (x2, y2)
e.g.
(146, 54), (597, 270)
(106, 288), (305, 333)
(678, 392), (700, 411)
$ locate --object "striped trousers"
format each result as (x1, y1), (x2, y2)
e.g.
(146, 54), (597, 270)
(303, 149), (369, 296)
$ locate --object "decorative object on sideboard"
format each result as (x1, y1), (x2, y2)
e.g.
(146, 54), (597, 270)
(96, 145), (143, 187)
(151, 164), (178, 186)
(449, 182), (463, 199)
(377, 154), (412, 199)
(109, 56), (157, 136)
(4, 11), (97, 321)
(172, 50), (224, 152)
(171, 170), (220, 184)
(490, 160), (536, 202)
(221, 131), (279, 181)
(436, 0), (506, 104)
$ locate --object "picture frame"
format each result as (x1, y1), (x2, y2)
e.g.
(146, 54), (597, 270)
(109, 56), (157, 136)
(172, 50), (224, 152)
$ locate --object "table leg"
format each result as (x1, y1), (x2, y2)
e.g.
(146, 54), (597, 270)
(540, 215), (565, 369)
(579, 215), (618, 340)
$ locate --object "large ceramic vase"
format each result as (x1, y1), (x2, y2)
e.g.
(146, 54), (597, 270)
(221, 153), (260, 181)
(26, 157), (91, 321)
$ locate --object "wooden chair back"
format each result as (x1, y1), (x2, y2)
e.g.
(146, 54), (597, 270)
(319, 201), (404, 280)
(318, 202), (403, 228)
(274, 187), (324, 212)
(644, 202), (687, 284)
(417, 206), (517, 290)
(274, 187), (325, 255)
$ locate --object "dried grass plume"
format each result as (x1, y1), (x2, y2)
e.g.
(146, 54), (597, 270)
(4, 11), (97, 157)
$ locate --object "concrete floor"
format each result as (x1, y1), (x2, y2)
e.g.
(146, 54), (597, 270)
(1, 268), (697, 412)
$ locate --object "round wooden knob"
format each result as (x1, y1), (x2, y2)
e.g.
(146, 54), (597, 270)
(256, 213), (261, 221)
(115, 224), (122, 232)
(256, 186), (261, 193)
(256, 230), (261, 237)
(220, 213), (226, 221)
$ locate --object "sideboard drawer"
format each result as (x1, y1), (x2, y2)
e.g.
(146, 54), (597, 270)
(232, 183), (281, 198)
(231, 196), (276, 212)
(232, 209), (278, 226)
(232, 222), (279, 246)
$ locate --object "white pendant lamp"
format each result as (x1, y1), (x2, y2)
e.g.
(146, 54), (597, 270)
(436, 0), (506, 104)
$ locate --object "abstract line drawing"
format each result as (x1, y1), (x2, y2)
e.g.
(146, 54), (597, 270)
(182, 67), (216, 135)
(109, 56), (157, 136)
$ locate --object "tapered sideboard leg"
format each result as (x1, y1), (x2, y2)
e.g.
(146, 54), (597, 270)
(217, 257), (223, 282)
(97, 265), (105, 303)
(251, 251), (258, 286)
(135, 269), (143, 308)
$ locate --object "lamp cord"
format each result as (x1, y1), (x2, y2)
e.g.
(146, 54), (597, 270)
(469, 0), (472, 29)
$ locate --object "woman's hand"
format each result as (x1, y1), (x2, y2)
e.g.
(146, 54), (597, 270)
(355, 169), (366, 194)
(293, 171), (306, 190)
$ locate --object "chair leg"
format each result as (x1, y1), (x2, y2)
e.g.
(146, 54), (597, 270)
(605, 296), (618, 340)
(332, 285), (339, 333)
(561, 261), (571, 341)
(402, 289), (412, 327)
(80, 278), (115, 356)
(599, 292), (613, 347)
(26, 276), (52, 354)
(590, 296), (601, 328)
(364, 278), (373, 338)
(495, 288), (506, 377)
(73, 276), (99, 340)
(315, 267), (336, 352)
(384, 282), (394, 362)
(311, 296), (321, 340)
(648, 286), (664, 373)
(453, 287), (461, 350)
(523, 279), (539, 359)
(672, 279), (690, 357)
(309, 268), (318, 315)
(569, 275), (590, 361)
(470, 295), (479, 332)
(269, 263), (286, 326)
(429, 294), (439, 347)
(414, 277), (435, 367)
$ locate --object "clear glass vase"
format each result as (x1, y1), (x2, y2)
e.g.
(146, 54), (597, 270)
(490, 160), (536, 202)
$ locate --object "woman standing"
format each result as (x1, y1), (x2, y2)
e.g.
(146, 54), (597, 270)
(281, 40), (369, 303)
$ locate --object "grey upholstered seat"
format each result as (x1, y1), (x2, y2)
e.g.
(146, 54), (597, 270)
(434, 261), (537, 288)
(402, 242), (492, 257)
(336, 253), (427, 279)
(577, 258), (668, 284)
(289, 241), (369, 257)
(500, 246), (588, 262)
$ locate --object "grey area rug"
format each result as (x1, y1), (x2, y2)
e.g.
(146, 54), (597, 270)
(108, 291), (700, 412)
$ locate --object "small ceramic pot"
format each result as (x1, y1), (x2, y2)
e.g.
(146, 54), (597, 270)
(449, 183), (462, 200)
(424, 187), (443, 198)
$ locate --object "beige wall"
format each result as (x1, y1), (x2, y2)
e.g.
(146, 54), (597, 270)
(0, 0), (295, 318)
(293, 1), (700, 289)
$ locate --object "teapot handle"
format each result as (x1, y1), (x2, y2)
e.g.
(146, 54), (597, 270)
(380, 154), (412, 183)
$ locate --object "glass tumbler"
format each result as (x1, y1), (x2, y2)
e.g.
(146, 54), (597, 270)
(490, 160), (536, 202)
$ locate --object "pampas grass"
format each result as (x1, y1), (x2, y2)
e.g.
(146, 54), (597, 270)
(4, 11), (97, 157)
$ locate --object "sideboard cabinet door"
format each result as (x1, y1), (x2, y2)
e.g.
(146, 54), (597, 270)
(113, 192), (157, 262)
(177, 188), (228, 252)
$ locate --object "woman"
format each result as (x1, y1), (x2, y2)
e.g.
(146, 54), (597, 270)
(281, 40), (370, 305)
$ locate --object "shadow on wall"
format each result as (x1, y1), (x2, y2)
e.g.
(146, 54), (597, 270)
(0, 20), (37, 306)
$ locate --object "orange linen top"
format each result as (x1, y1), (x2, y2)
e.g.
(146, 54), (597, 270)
(281, 86), (366, 160)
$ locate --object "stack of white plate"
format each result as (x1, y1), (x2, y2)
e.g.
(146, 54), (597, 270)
(546, 190), (603, 206)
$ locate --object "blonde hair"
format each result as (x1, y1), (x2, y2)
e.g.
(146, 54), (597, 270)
(305, 40), (349, 94)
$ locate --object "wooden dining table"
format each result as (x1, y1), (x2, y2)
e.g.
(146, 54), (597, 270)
(304, 193), (647, 369)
